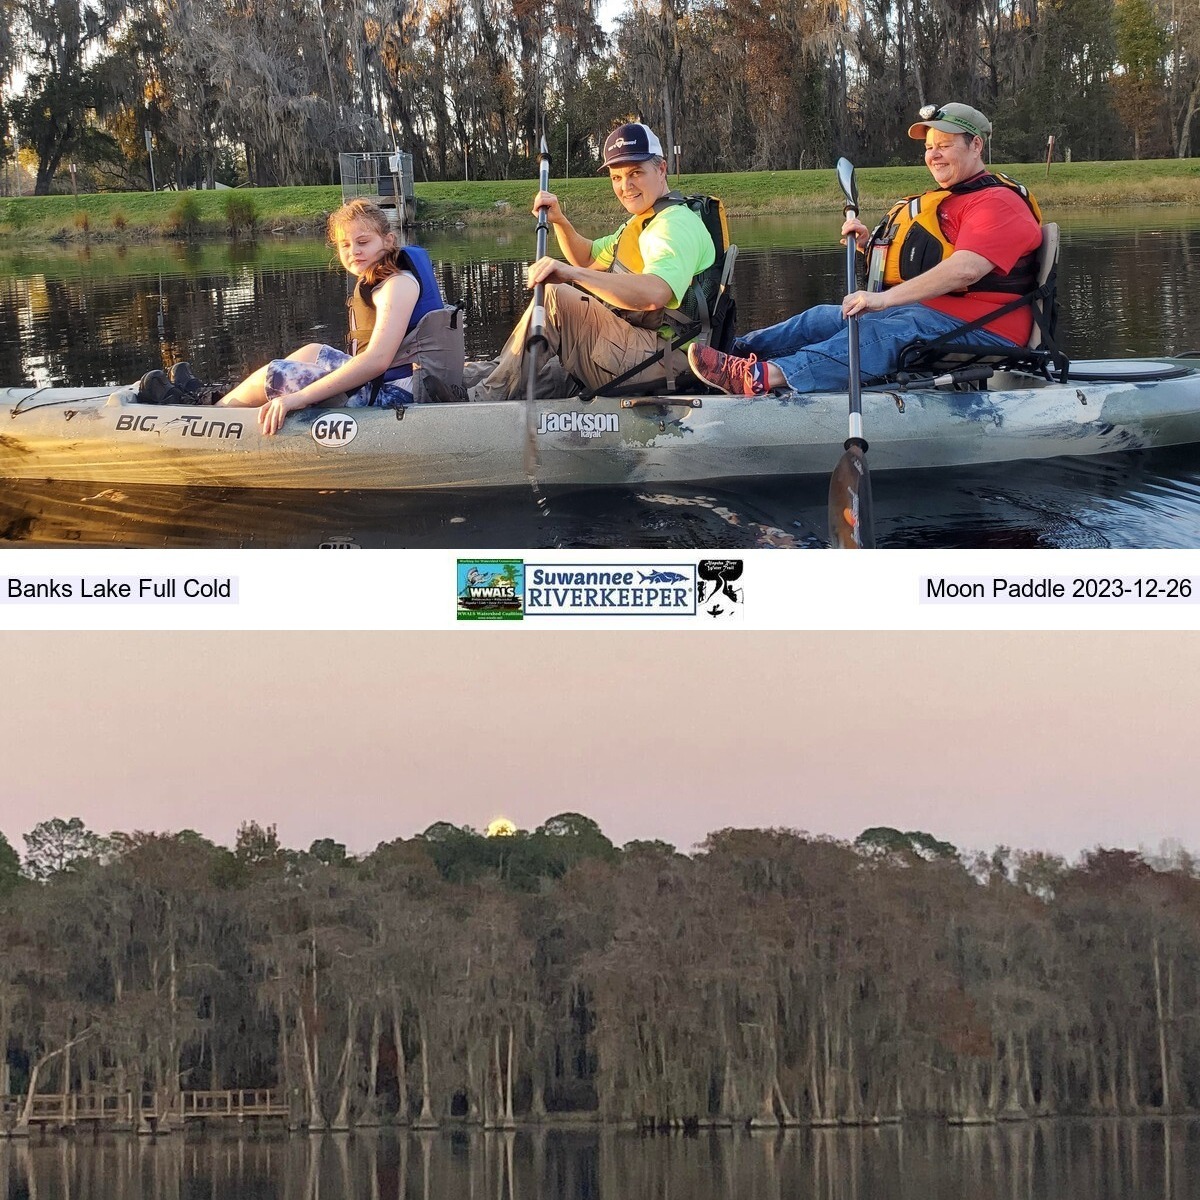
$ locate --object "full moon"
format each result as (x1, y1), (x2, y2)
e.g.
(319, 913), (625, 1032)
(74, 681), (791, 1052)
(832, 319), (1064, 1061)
(486, 816), (517, 837)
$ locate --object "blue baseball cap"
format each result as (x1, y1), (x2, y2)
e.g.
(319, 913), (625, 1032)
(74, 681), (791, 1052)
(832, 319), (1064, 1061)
(599, 123), (664, 171)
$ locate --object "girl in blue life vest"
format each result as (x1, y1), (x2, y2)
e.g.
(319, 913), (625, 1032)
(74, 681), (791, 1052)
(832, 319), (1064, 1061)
(217, 199), (464, 436)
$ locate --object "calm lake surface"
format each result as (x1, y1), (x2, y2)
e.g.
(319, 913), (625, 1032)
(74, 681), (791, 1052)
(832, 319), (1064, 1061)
(3, 208), (1200, 549)
(3, 1121), (1200, 1200)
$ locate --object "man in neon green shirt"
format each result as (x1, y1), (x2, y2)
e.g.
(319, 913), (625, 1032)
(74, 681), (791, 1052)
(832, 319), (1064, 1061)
(473, 123), (714, 401)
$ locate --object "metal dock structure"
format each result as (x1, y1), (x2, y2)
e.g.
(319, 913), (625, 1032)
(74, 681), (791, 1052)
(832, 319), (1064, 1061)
(339, 151), (415, 227)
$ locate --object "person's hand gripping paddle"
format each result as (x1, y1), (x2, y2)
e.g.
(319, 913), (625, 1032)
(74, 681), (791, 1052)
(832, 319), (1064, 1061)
(828, 158), (876, 549)
(524, 134), (552, 481)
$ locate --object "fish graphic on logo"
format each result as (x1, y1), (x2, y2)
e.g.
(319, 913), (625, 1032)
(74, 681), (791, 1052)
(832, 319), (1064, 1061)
(639, 570), (688, 584)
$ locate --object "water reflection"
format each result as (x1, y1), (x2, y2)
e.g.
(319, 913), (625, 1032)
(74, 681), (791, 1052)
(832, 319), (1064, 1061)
(3, 1121), (1200, 1200)
(4, 211), (1200, 391)
(0, 480), (823, 550)
(0, 246), (354, 390)
(5, 446), (1200, 549)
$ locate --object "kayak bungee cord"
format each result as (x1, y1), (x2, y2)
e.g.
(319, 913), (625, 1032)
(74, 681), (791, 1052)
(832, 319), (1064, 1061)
(10, 388), (116, 416)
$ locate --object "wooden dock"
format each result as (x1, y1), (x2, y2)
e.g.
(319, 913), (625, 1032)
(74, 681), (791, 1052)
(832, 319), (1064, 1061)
(1, 1089), (289, 1133)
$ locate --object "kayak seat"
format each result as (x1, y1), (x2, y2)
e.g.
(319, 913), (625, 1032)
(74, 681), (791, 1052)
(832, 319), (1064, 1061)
(581, 243), (739, 400)
(893, 222), (1070, 385)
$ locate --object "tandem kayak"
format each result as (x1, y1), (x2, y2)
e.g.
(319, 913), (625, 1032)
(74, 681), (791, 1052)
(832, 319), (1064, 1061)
(2, 360), (1199, 491)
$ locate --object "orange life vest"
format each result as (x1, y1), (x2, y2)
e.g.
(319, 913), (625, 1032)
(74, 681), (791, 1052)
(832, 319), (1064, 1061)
(865, 172), (1042, 294)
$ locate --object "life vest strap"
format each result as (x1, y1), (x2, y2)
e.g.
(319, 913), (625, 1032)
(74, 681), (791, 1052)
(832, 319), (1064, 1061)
(577, 317), (702, 402)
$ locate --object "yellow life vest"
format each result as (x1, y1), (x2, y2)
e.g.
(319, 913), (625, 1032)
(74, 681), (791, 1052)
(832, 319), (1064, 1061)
(608, 192), (728, 325)
(610, 208), (655, 275)
(866, 172), (1042, 294)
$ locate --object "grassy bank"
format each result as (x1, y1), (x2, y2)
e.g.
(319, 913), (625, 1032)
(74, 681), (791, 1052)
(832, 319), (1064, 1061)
(3, 158), (1198, 242)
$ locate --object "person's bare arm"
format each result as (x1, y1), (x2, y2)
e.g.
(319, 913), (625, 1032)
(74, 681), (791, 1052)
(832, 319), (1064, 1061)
(259, 273), (419, 435)
(531, 190), (596, 268)
(525, 256), (673, 312)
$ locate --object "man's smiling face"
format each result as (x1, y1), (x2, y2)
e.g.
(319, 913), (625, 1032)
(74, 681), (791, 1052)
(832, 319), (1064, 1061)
(608, 159), (670, 216)
(924, 131), (985, 188)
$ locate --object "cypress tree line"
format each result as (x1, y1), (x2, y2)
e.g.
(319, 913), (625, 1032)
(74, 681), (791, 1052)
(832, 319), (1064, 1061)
(3, 818), (1200, 1130)
(2, 0), (1198, 194)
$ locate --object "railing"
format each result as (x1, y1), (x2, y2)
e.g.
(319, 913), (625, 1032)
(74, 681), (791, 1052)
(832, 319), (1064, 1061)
(4, 1093), (132, 1122)
(1, 1089), (287, 1126)
(180, 1089), (289, 1118)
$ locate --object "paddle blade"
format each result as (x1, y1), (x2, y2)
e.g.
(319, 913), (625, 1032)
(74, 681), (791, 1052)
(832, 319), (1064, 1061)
(523, 408), (538, 478)
(835, 157), (859, 215)
(828, 443), (875, 549)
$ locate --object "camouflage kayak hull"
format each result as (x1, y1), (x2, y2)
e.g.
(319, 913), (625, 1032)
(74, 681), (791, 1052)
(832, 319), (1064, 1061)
(3, 361), (1199, 491)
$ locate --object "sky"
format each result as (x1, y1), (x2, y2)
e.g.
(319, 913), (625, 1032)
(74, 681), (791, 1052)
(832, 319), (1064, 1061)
(1, 631), (1196, 865)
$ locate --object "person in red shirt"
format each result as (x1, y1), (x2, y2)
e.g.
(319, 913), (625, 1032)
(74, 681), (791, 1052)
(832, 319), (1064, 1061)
(688, 103), (1044, 395)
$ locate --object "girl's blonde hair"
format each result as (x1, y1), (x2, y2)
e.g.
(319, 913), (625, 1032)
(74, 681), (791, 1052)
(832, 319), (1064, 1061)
(327, 199), (403, 286)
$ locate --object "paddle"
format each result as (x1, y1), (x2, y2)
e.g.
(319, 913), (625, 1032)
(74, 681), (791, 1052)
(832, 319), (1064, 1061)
(523, 134), (552, 479)
(828, 157), (876, 549)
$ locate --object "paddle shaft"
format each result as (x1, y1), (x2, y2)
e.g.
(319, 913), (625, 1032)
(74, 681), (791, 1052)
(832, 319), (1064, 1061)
(827, 157), (875, 549)
(843, 201), (865, 451)
(526, 140), (552, 381)
(523, 136), (551, 478)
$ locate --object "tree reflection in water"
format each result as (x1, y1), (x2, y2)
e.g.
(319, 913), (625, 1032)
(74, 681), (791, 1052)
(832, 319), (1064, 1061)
(3, 218), (1199, 391)
(1, 1122), (1196, 1200)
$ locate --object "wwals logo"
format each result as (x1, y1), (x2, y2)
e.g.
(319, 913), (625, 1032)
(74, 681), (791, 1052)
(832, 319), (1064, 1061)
(458, 560), (524, 621)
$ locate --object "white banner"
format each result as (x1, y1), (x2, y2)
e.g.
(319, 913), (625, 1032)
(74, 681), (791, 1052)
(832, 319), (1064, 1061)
(4, 547), (1200, 631)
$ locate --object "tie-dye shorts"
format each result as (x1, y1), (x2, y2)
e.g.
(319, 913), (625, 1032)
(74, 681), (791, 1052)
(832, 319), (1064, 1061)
(264, 345), (413, 408)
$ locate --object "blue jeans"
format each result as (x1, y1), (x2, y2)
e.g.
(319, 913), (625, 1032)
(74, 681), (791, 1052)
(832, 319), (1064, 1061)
(735, 303), (1015, 392)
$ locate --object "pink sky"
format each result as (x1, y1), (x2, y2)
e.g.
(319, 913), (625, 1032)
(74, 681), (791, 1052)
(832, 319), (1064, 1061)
(1, 632), (1194, 863)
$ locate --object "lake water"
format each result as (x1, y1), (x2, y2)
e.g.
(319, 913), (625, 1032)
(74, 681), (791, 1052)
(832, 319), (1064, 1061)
(3, 208), (1200, 548)
(3, 1120), (1199, 1200)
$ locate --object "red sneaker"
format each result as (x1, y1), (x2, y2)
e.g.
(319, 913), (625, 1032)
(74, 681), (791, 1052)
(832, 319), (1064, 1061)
(687, 343), (769, 395)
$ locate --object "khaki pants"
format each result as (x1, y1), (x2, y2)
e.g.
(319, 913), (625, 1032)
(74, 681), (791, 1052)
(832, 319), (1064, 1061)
(472, 283), (689, 401)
